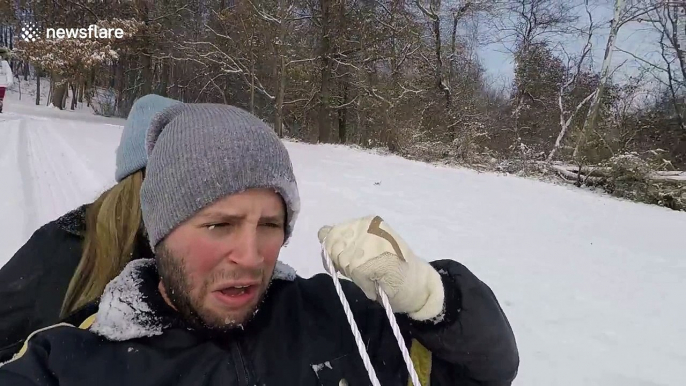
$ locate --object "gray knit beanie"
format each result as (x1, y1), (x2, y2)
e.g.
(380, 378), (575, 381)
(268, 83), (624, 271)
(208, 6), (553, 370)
(115, 94), (182, 182)
(140, 103), (300, 248)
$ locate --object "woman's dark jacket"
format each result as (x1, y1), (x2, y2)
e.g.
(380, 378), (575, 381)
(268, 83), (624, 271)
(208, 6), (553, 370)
(0, 205), (152, 362)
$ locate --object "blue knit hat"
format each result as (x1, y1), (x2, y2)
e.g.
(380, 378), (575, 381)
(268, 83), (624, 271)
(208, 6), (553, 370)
(115, 94), (182, 182)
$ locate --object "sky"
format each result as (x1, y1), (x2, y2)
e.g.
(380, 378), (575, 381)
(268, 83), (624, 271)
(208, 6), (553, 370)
(472, 0), (671, 93)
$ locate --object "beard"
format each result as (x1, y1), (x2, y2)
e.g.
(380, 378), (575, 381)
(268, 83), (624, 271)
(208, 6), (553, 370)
(155, 243), (272, 333)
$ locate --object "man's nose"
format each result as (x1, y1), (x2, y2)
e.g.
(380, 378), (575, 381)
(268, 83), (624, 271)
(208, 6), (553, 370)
(227, 226), (264, 268)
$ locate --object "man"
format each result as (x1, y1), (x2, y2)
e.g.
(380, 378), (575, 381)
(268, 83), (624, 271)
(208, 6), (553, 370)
(0, 104), (518, 385)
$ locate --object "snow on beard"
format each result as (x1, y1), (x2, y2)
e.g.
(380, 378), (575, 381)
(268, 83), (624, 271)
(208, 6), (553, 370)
(155, 243), (272, 332)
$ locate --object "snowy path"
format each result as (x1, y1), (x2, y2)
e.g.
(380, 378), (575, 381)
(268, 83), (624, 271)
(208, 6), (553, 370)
(0, 117), (26, 259)
(0, 110), (120, 260)
(1, 102), (685, 385)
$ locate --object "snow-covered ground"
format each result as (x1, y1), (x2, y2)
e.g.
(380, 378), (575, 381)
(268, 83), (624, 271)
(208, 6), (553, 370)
(0, 79), (124, 257)
(1, 84), (685, 386)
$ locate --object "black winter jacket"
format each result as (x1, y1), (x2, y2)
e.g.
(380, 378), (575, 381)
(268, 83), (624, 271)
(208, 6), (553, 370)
(0, 257), (518, 385)
(0, 205), (153, 362)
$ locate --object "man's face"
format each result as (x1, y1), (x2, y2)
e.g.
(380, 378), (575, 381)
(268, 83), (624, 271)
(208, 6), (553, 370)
(156, 188), (286, 331)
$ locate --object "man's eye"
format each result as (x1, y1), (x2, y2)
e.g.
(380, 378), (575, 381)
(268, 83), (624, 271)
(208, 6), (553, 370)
(263, 223), (283, 228)
(207, 223), (230, 231)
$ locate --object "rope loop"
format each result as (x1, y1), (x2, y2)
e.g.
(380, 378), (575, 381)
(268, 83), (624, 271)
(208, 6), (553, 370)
(320, 243), (421, 386)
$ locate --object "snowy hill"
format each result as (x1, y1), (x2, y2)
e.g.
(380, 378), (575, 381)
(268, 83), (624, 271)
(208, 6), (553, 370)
(1, 93), (685, 385)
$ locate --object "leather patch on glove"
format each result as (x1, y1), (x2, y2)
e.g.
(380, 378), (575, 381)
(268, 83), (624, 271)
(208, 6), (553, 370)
(366, 216), (406, 261)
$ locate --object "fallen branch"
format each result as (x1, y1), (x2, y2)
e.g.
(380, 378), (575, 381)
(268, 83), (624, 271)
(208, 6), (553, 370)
(649, 172), (686, 182)
(549, 164), (604, 185)
(541, 162), (686, 183)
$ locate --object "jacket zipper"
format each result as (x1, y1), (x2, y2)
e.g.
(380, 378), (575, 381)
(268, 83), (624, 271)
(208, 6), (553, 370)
(231, 339), (251, 386)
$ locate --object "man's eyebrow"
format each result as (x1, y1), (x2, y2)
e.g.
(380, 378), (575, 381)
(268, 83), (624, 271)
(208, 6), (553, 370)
(197, 213), (246, 223)
(260, 215), (285, 224)
(196, 213), (284, 223)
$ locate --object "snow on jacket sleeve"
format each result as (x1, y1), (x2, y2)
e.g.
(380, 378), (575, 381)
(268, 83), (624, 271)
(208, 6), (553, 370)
(352, 259), (519, 386)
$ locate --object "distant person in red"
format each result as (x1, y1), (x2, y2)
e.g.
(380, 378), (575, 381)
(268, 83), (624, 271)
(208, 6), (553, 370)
(0, 47), (14, 113)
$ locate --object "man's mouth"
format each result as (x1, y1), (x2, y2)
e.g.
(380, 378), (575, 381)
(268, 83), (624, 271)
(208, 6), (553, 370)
(213, 282), (260, 307)
(220, 285), (251, 296)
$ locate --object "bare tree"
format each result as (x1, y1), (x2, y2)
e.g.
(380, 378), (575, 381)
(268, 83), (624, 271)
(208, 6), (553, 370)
(548, 0), (599, 161)
(648, 0), (686, 130)
(574, 0), (625, 158)
(573, 0), (668, 157)
(491, 0), (578, 149)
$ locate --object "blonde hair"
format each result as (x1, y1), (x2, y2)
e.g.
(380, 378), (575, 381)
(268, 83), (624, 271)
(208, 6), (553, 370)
(61, 170), (145, 317)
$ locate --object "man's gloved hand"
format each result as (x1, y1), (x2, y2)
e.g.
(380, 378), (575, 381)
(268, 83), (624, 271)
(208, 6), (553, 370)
(318, 215), (445, 321)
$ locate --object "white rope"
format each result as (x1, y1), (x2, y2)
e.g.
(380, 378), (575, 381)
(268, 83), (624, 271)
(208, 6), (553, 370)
(320, 243), (422, 386)
(374, 283), (422, 386)
(320, 245), (382, 386)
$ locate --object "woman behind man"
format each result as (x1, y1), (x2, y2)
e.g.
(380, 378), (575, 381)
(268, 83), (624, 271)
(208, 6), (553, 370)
(0, 94), (181, 361)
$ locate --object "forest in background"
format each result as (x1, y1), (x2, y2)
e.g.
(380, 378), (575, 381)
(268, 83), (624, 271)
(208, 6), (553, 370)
(0, 0), (684, 209)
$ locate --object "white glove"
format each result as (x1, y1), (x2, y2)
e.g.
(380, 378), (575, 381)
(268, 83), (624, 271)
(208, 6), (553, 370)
(318, 215), (445, 321)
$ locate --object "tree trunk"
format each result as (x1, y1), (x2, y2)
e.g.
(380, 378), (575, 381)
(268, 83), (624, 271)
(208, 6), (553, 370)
(317, 0), (333, 143)
(35, 72), (41, 106)
(432, 12), (449, 108)
(85, 68), (95, 107)
(548, 90), (596, 161)
(47, 79), (52, 106)
(275, 56), (286, 138)
(141, 51), (153, 96)
(70, 83), (78, 110)
(358, 97), (368, 146)
(274, 0), (288, 138)
(250, 56), (256, 114)
(171, 60), (179, 98)
(575, 0), (624, 158)
(51, 75), (68, 109)
(670, 5), (686, 87)
(384, 109), (399, 152)
(159, 58), (169, 97)
(666, 4), (686, 127)
(449, 11), (458, 91)
(116, 62), (125, 113)
(61, 83), (69, 109)
(425, 0), (449, 109)
(338, 79), (348, 143)
(139, 1), (153, 97)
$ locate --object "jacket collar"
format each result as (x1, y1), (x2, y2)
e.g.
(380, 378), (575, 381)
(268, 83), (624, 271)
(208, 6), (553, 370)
(55, 205), (88, 236)
(55, 204), (154, 260)
(89, 258), (297, 341)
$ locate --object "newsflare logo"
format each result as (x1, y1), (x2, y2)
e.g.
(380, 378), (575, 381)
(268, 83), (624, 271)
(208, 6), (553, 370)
(21, 22), (39, 42)
(20, 22), (125, 42)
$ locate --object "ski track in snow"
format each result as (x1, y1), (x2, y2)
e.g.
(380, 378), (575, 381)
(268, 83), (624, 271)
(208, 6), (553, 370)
(1, 100), (685, 385)
(17, 116), (38, 238)
(0, 117), (26, 259)
(2, 112), (110, 251)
